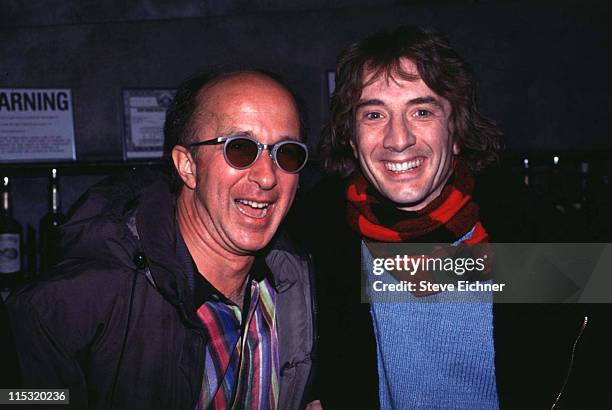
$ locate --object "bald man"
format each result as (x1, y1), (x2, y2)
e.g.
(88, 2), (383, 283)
(7, 71), (316, 410)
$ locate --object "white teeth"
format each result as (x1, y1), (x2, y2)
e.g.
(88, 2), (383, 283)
(384, 159), (423, 173)
(236, 199), (269, 209)
(237, 205), (269, 218)
(235, 199), (271, 218)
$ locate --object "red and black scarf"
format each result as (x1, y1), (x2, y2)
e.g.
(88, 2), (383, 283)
(346, 160), (490, 295)
(346, 160), (488, 245)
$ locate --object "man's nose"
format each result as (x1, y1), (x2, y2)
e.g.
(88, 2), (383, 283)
(383, 114), (416, 152)
(247, 151), (278, 190)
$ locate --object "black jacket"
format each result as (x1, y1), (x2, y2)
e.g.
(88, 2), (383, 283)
(7, 170), (316, 410)
(289, 169), (610, 409)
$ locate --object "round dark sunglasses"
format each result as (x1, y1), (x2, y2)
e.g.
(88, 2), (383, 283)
(188, 135), (308, 173)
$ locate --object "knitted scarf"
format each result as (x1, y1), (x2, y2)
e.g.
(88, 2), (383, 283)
(346, 160), (490, 296)
(346, 160), (488, 244)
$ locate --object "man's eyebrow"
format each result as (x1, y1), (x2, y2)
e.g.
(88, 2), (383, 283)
(219, 128), (255, 138)
(355, 96), (444, 110)
(218, 129), (300, 141)
(408, 96), (444, 108)
(355, 99), (385, 110)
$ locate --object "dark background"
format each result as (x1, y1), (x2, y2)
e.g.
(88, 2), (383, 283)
(1, 0), (611, 260)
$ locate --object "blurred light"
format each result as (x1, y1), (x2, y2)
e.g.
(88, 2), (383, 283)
(523, 158), (529, 168)
(553, 156), (559, 165)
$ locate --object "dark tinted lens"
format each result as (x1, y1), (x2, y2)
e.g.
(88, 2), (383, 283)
(225, 138), (258, 168)
(276, 142), (307, 172)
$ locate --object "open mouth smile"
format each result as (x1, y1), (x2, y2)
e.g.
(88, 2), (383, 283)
(235, 199), (272, 219)
(383, 158), (424, 173)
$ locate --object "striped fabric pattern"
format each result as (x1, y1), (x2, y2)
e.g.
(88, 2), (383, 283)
(195, 277), (279, 410)
(346, 159), (488, 244)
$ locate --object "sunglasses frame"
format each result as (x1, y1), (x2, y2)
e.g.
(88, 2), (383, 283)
(188, 135), (308, 173)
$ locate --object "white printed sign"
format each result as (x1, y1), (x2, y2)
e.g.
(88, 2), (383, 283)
(123, 89), (175, 159)
(0, 88), (76, 162)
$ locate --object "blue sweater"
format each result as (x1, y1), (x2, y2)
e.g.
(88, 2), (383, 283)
(363, 242), (499, 410)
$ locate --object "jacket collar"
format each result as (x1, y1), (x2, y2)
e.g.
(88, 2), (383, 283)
(135, 177), (186, 305)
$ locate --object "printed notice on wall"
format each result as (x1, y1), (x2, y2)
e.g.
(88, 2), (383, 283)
(0, 88), (76, 162)
(123, 89), (175, 159)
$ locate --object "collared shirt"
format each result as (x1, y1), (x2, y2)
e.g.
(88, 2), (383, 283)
(176, 232), (279, 410)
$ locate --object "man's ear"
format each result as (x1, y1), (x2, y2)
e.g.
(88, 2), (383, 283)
(172, 145), (197, 190)
(448, 121), (460, 155)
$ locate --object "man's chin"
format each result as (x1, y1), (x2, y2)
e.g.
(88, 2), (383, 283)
(230, 232), (276, 254)
(381, 190), (431, 211)
(368, 173), (435, 210)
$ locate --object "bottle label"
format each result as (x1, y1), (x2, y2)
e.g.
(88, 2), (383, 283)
(0, 233), (20, 273)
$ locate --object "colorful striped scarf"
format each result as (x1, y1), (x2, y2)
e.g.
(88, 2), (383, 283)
(195, 277), (279, 410)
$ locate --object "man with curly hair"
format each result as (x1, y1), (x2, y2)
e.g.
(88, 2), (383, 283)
(293, 26), (603, 409)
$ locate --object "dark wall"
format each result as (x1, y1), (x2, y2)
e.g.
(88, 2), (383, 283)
(1, 0), (611, 250)
(1, 0), (611, 159)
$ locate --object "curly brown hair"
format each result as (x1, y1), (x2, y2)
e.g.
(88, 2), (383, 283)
(319, 25), (503, 177)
